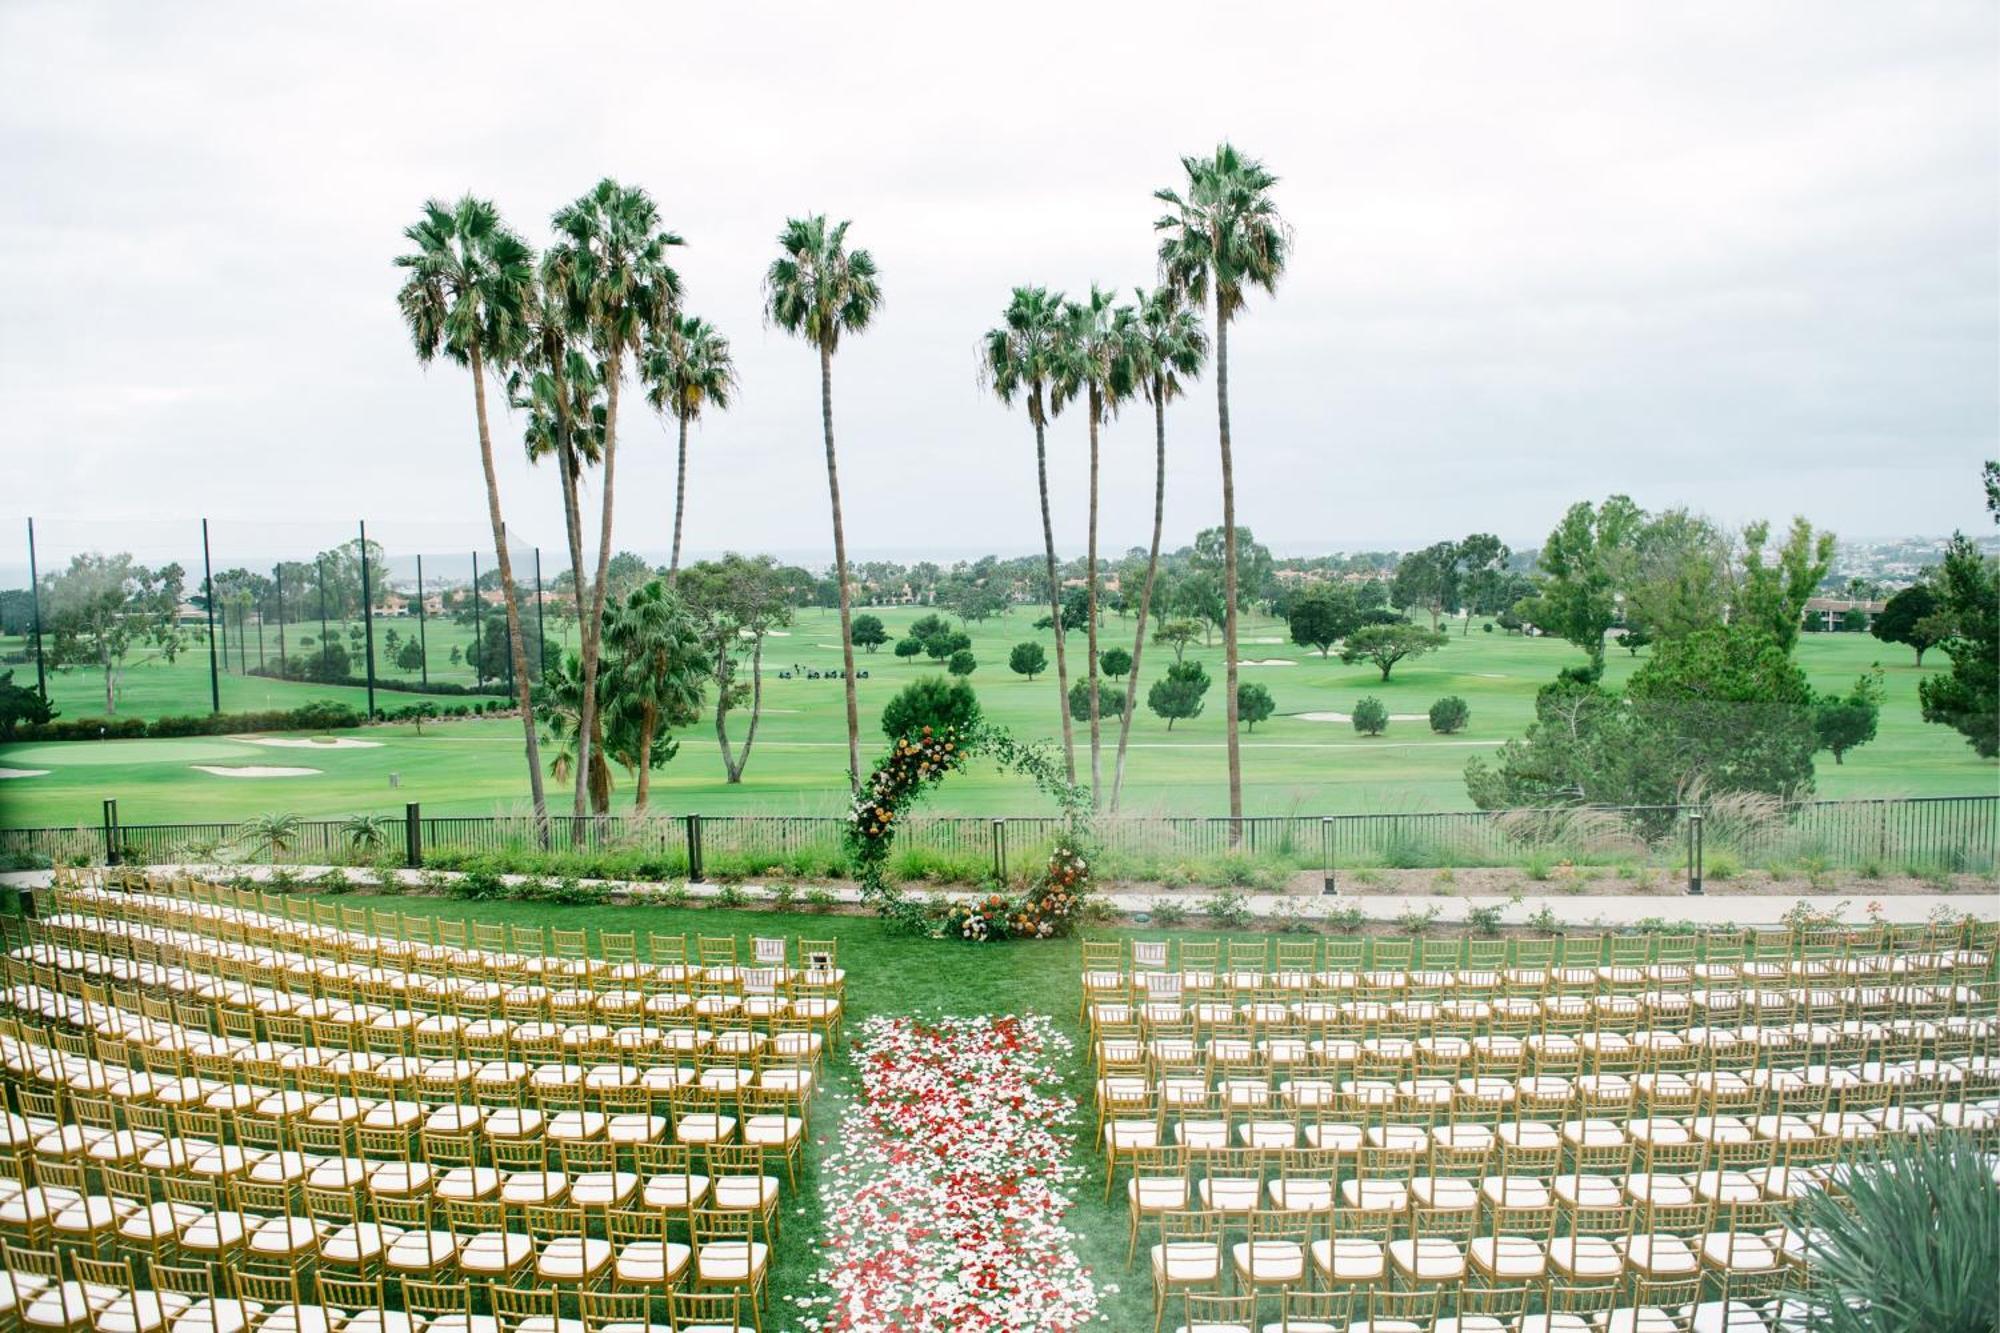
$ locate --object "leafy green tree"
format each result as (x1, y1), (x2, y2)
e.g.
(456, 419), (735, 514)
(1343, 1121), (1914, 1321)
(1340, 622), (1447, 681)
(679, 554), (793, 784)
(42, 553), (188, 714)
(925, 630), (971, 662)
(602, 579), (706, 812)
(1736, 516), (1834, 654)
(947, 649), (976, 677)
(641, 313), (736, 579)
(1147, 659), (1211, 730)
(1391, 541), (1460, 631)
(1429, 695), (1469, 734)
(0, 670), (53, 740)
(1627, 625), (1818, 797)
(1237, 681), (1274, 731)
(893, 637), (924, 661)
(1153, 618), (1202, 663)
(1287, 584), (1359, 656)
(1351, 696), (1388, 736)
(881, 674), (981, 742)
(1814, 669), (1883, 765)
(1100, 646), (1132, 678)
(1053, 286), (1138, 805)
(1110, 285), (1208, 811)
(395, 194), (550, 824)
(850, 613), (888, 653)
(1621, 508), (1731, 646)
(1069, 677), (1125, 722)
(394, 638), (425, 673)
(1525, 495), (1643, 671)
(1008, 642), (1047, 680)
(1917, 534), (1999, 758)
(1157, 142), (1289, 829)
(908, 612), (949, 643)
(766, 214), (878, 790)
(982, 284), (1076, 784)
(1453, 534), (1510, 634)
(1872, 583), (1943, 665)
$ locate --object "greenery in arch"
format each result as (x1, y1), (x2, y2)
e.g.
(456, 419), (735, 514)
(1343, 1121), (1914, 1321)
(845, 720), (1093, 937)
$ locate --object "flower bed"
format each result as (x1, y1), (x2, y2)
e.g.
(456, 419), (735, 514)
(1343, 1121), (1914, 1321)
(790, 1014), (1100, 1331)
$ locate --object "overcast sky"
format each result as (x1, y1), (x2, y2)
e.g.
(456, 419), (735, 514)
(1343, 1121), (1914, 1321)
(3, 1), (1994, 576)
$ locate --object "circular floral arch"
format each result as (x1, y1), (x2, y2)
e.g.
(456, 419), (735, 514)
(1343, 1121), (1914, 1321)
(845, 722), (1093, 940)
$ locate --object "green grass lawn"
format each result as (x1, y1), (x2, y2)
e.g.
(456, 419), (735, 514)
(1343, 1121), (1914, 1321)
(3, 609), (1989, 828)
(287, 892), (1322, 1331)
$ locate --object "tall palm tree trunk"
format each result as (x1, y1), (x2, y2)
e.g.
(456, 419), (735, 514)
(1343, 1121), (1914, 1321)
(1085, 392), (1103, 807)
(668, 406), (690, 583)
(635, 707), (655, 813)
(469, 344), (549, 830)
(576, 355), (623, 822)
(1032, 393), (1076, 783)
(820, 344), (861, 790)
(1214, 302), (1243, 841)
(1112, 383), (1167, 812)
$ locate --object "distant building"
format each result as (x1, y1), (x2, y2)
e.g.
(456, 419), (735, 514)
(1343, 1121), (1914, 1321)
(1802, 596), (1883, 633)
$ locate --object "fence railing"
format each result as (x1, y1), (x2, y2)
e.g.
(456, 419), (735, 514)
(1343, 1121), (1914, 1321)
(3, 795), (1992, 885)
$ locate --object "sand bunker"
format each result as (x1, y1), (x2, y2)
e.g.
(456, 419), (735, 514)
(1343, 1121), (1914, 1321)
(1297, 710), (1431, 723)
(0, 768), (49, 779)
(236, 736), (383, 750)
(1245, 636), (1285, 644)
(1239, 658), (1296, 667)
(191, 765), (322, 778)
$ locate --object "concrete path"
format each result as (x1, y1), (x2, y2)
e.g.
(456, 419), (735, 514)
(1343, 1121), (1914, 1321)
(4, 865), (1992, 927)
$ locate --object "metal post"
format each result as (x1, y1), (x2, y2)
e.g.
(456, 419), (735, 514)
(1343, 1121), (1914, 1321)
(274, 563), (285, 674)
(201, 519), (220, 713)
(685, 814), (704, 882)
(25, 518), (46, 701)
(1687, 812), (1705, 896)
(358, 522), (377, 718)
(533, 546), (545, 681)
(499, 527), (513, 696)
(1321, 816), (1337, 895)
(992, 818), (1007, 882)
(471, 551), (482, 689)
(404, 802), (422, 870)
(102, 799), (119, 867)
(237, 604), (248, 673)
(317, 556), (329, 679)
(415, 554), (429, 685)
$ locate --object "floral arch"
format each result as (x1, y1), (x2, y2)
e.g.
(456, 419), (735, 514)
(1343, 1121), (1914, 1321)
(845, 722), (1094, 940)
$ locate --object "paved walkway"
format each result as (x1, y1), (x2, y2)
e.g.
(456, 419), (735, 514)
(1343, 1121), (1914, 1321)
(3, 866), (1992, 927)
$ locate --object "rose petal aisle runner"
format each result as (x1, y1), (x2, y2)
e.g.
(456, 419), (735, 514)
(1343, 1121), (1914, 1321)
(789, 1013), (1101, 1331)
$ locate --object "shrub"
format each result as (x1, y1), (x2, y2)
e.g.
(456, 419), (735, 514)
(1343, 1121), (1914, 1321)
(880, 675), (981, 742)
(1465, 903), (1504, 935)
(1352, 697), (1389, 736)
(656, 883), (692, 909)
(712, 884), (749, 909)
(1237, 681), (1275, 731)
(449, 860), (509, 901)
(1148, 900), (1189, 927)
(1007, 642), (1047, 679)
(1099, 647), (1132, 678)
(1428, 695), (1469, 734)
(17, 699), (367, 743)
(946, 649), (977, 677)
(1198, 891), (1253, 930)
(1395, 904), (1443, 933)
(803, 887), (838, 912)
(1068, 678), (1127, 723)
(1703, 851), (1740, 881)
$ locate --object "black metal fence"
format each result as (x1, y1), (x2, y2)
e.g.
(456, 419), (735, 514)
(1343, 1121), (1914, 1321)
(3, 795), (1992, 884)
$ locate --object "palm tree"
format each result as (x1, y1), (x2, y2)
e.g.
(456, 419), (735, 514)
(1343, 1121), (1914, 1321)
(602, 579), (706, 813)
(1111, 285), (1208, 812)
(764, 215), (880, 791)
(394, 195), (550, 829)
(642, 315), (738, 581)
(1051, 286), (1137, 805)
(534, 650), (613, 814)
(1156, 144), (1289, 833)
(980, 286), (1077, 784)
(545, 179), (683, 820)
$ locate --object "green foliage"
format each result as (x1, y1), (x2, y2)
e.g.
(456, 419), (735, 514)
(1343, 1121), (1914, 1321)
(1236, 681), (1274, 731)
(893, 636), (923, 659)
(1351, 696), (1389, 736)
(946, 648), (976, 677)
(1815, 668), (1884, 765)
(880, 675), (982, 742)
(1791, 1133), (2000, 1333)
(1099, 646), (1132, 678)
(1917, 533), (1999, 758)
(849, 613), (888, 652)
(1151, 617), (1203, 663)
(1871, 581), (1943, 665)
(342, 814), (393, 855)
(1008, 641), (1047, 680)
(803, 886), (837, 912)
(1339, 622), (1447, 681)
(236, 811), (302, 861)
(1197, 891), (1253, 929)
(1736, 516), (1835, 654)
(1069, 678), (1126, 723)
(1523, 495), (1643, 668)
(1396, 904), (1443, 933)
(1464, 903), (1504, 935)
(15, 699), (365, 743)
(1147, 659), (1210, 729)
(0, 670), (54, 741)
(1286, 585), (1359, 656)
(42, 552), (190, 714)
(1147, 899), (1190, 928)
(1428, 695), (1469, 734)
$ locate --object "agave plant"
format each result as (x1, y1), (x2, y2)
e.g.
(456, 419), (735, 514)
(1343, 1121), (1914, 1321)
(342, 814), (393, 858)
(1792, 1132), (2000, 1332)
(236, 811), (302, 864)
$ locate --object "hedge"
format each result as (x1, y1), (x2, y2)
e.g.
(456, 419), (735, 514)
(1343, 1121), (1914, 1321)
(246, 665), (508, 698)
(15, 700), (366, 742)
